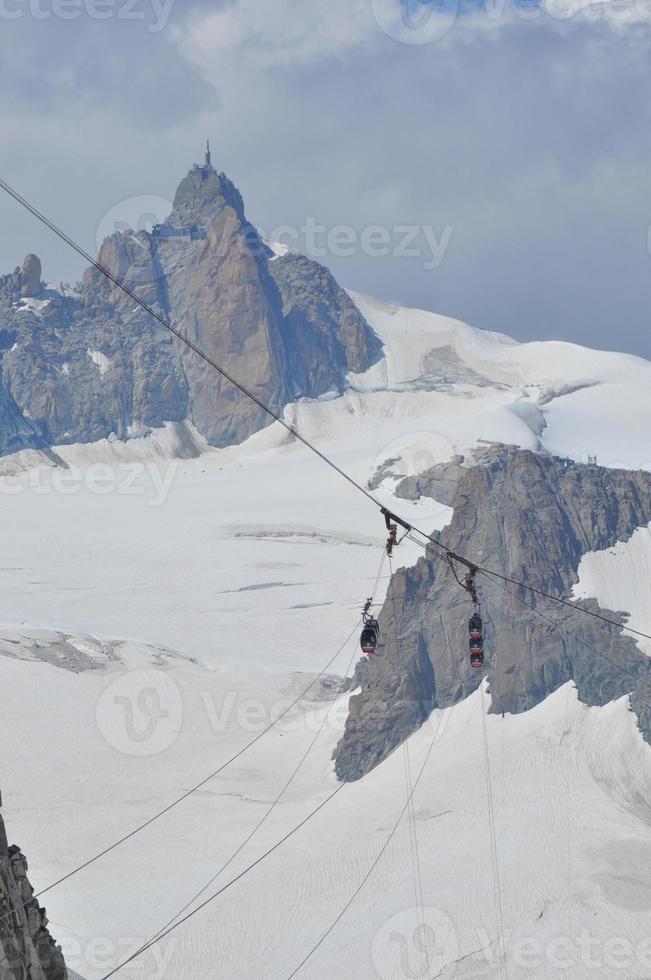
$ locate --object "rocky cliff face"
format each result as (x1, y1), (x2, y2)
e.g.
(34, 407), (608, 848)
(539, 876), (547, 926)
(268, 251), (378, 397)
(335, 448), (651, 781)
(0, 161), (381, 455)
(0, 802), (67, 980)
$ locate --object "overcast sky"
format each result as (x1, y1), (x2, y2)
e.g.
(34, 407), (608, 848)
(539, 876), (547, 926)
(1, 0), (651, 357)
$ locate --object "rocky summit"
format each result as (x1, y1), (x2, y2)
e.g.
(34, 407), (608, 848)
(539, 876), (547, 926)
(335, 447), (651, 781)
(0, 800), (67, 980)
(0, 159), (381, 455)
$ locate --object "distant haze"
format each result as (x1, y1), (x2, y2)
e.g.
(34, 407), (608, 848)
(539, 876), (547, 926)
(1, 0), (651, 358)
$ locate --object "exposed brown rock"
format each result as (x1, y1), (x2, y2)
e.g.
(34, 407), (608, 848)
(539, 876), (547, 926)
(335, 448), (651, 781)
(19, 256), (42, 299)
(0, 161), (380, 453)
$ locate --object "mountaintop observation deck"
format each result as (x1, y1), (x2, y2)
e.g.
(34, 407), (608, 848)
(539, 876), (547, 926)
(151, 222), (207, 241)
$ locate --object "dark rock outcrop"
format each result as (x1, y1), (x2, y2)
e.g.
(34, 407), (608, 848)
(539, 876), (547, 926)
(269, 252), (382, 399)
(0, 160), (381, 455)
(0, 374), (42, 456)
(19, 256), (42, 300)
(0, 801), (67, 979)
(335, 448), (651, 781)
(393, 454), (467, 505)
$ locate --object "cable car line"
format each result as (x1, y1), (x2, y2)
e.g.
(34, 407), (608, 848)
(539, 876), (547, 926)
(410, 529), (651, 644)
(99, 783), (346, 980)
(359, 548), (387, 656)
(2, 175), (650, 646)
(407, 534), (651, 696)
(3, 176), (651, 979)
(0, 618), (363, 924)
(126, 623), (366, 964)
(139, 552), (388, 955)
(476, 565), (651, 645)
(0, 176), (379, 512)
(403, 740), (425, 952)
(285, 707), (448, 979)
(483, 570), (651, 696)
(388, 552), (428, 955)
(284, 557), (446, 980)
(94, 554), (390, 978)
(480, 682), (508, 980)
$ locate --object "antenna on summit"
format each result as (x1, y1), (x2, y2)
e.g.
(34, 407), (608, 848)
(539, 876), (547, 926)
(205, 139), (212, 169)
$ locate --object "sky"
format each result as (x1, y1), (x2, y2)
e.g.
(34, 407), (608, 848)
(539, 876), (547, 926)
(1, 0), (651, 357)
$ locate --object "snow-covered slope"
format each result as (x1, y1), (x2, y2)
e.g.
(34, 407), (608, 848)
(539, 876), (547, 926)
(1, 291), (650, 979)
(243, 290), (651, 494)
(574, 524), (651, 659)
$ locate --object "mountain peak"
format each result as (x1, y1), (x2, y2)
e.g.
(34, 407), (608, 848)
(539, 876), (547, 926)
(169, 164), (245, 229)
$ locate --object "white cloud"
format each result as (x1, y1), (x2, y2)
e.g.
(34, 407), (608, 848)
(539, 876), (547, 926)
(175, 0), (375, 75)
(175, 0), (651, 83)
(542, 0), (651, 25)
(3, 0), (651, 360)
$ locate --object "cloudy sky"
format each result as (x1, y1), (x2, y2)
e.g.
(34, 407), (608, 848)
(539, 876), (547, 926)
(1, 0), (651, 357)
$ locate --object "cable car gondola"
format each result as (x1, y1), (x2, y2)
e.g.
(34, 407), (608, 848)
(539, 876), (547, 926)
(360, 618), (380, 656)
(469, 642), (484, 670)
(468, 611), (484, 669)
(469, 612), (482, 641)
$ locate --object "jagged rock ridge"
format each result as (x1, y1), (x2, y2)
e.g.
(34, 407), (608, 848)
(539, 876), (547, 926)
(0, 160), (381, 454)
(335, 448), (651, 781)
(0, 801), (66, 979)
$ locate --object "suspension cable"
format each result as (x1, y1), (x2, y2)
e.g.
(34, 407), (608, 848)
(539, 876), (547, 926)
(0, 176), (379, 511)
(2, 175), (651, 646)
(97, 550), (386, 977)
(403, 738), (427, 964)
(482, 570), (651, 696)
(480, 682), (508, 980)
(407, 534), (651, 696)
(99, 782), (345, 980)
(285, 708), (448, 979)
(0, 617), (362, 923)
(139, 597), (371, 955)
